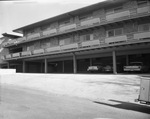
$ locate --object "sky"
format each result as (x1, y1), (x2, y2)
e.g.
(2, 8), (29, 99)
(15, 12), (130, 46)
(0, 0), (106, 37)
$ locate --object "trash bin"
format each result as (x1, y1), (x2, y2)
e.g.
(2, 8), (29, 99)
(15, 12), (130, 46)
(136, 76), (150, 104)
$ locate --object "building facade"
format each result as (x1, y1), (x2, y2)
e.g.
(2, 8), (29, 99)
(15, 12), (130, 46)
(0, 33), (21, 70)
(1, 0), (150, 74)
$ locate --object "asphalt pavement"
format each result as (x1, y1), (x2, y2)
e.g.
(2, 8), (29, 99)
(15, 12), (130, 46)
(0, 85), (149, 119)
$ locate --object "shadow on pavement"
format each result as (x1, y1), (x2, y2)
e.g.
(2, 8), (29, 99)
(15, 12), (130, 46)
(94, 99), (150, 114)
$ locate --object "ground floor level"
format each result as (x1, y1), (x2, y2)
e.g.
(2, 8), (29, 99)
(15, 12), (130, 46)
(1, 42), (150, 74)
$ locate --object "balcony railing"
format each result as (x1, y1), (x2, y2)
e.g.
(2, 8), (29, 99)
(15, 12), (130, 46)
(21, 51), (32, 56)
(43, 28), (57, 36)
(61, 43), (78, 50)
(1, 56), (5, 60)
(45, 46), (61, 53)
(12, 52), (20, 58)
(59, 24), (77, 32)
(16, 37), (26, 43)
(32, 49), (44, 55)
(80, 17), (100, 27)
(134, 31), (150, 40)
(27, 33), (40, 40)
(81, 40), (100, 47)
(137, 6), (150, 14)
(5, 54), (11, 59)
(105, 35), (127, 44)
(106, 10), (130, 21)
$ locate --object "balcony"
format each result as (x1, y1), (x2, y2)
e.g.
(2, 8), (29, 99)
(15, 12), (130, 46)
(80, 18), (100, 27)
(16, 37), (26, 43)
(81, 39), (100, 47)
(106, 10), (130, 21)
(61, 43), (78, 50)
(12, 52), (20, 58)
(59, 24), (77, 32)
(21, 51), (31, 56)
(45, 46), (61, 52)
(27, 33), (40, 40)
(137, 6), (150, 14)
(43, 29), (57, 36)
(5, 54), (11, 59)
(134, 31), (150, 40)
(32, 48), (44, 55)
(105, 35), (127, 44)
(1, 56), (5, 60)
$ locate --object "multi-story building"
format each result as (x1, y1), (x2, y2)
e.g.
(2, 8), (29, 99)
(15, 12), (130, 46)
(0, 33), (21, 69)
(1, 0), (150, 74)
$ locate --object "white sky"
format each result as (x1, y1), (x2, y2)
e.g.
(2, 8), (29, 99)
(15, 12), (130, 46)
(0, 0), (106, 37)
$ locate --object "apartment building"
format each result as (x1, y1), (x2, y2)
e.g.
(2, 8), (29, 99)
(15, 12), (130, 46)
(1, 0), (150, 74)
(0, 33), (21, 69)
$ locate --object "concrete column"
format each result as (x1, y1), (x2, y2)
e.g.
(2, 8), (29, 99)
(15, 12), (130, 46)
(112, 51), (117, 74)
(126, 55), (129, 65)
(90, 58), (93, 66)
(7, 62), (10, 69)
(73, 53), (77, 73)
(62, 61), (65, 73)
(23, 61), (26, 73)
(44, 58), (48, 73)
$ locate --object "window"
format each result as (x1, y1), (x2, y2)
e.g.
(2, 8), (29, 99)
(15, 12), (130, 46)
(106, 5), (123, 14)
(137, 0), (148, 7)
(107, 30), (115, 37)
(79, 14), (92, 21)
(106, 8), (114, 14)
(139, 24), (150, 32)
(59, 19), (70, 27)
(50, 38), (59, 46)
(114, 6), (123, 13)
(115, 28), (123, 36)
(84, 34), (91, 41)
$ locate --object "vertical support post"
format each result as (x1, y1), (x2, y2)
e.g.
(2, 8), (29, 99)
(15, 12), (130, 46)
(23, 61), (26, 73)
(89, 58), (92, 66)
(126, 55), (129, 66)
(7, 62), (10, 69)
(44, 58), (48, 73)
(62, 61), (65, 73)
(73, 53), (77, 74)
(112, 51), (117, 74)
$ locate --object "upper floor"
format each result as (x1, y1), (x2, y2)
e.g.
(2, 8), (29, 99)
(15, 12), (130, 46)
(2, 17), (150, 60)
(2, 0), (150, 47)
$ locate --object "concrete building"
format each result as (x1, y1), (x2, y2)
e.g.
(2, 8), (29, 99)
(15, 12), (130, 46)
(1, 0), (150, 74)
(0, 33), (21, 70)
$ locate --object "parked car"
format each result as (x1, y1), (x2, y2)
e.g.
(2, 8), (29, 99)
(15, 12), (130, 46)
(87, 65), (103, 73)
(123, 62), (149, 73)
(102, 65), (113, 72)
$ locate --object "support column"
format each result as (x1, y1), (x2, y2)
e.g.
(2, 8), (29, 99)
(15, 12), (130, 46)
(44, 58), (48, 73)
(126, 55), (129, 66)
(89, 58), (92, 66)
(112, 51), (117, 74)
(7, 62), (10, 69)
(62, 61), (65, 73)
(23, 61), (26, 73)
(73, 53), (77, 74)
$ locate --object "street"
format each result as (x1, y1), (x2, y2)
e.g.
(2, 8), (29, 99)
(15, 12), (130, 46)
(0, 85), (149, 119)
